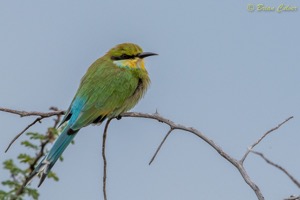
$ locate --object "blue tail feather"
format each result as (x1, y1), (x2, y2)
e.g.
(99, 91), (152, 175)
(27, 122), (78, 187)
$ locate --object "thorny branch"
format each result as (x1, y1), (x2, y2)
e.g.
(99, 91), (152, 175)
(0, 108), (297, 200)
(120, 112), (264, 199)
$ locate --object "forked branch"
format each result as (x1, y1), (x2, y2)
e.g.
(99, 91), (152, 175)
(1, 108), (296, 200)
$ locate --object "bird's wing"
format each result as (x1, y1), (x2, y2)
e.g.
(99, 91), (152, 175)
(67, 60), (139, 130)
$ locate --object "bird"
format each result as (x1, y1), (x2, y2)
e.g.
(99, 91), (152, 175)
(27, 43), (157, 187)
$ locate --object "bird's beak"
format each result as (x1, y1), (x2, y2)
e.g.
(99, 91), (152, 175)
(138, 52), (158, 59)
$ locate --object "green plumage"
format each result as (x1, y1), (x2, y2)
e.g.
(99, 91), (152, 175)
(71, 56), (149, 129)
(27, 43), (156, 187)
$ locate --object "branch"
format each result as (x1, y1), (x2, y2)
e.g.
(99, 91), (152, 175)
(284, 195), (300, 200)
(1, 108), (295, 200)
(149, 128), (174, 165)
(251, 150), (300, 188)
(120, 112), (264, 200)
(241, 116), (293, 163)
(5, 117), (42, 153)
(102, 118), (112, 200)
(11, 108), (63, 199)
(0, 107), (64, 118)
(2, 107), (65, 152)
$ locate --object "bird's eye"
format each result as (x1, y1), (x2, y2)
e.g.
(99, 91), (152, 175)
(111, 54), (135, 60)
(121, 54), (130, 59)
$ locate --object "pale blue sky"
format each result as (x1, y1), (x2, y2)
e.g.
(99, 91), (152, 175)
(0, 0), (299, 199)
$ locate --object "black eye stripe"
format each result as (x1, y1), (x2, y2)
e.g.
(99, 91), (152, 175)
(111, 54), (137, 60)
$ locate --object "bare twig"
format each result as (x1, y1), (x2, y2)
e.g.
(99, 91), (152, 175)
(0, 107), (64, 118)
(5, 117), (42, 152)
(149, 128), (174, 165)
(2, 107), (65, 152)
(102, 118), (113, 200)
(241, 116), (293, 163)
(284, 195), (300, 200)
(251, 150), (300, 188)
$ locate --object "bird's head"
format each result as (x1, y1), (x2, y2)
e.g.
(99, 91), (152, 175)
(106, 43), (157, 70)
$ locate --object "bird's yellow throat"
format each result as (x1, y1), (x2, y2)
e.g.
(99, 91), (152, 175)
(113, 58), (146, 70)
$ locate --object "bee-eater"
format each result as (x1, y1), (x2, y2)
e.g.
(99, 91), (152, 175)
(28, 43), (157, 186)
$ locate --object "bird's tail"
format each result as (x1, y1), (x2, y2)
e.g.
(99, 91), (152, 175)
(26, 122), (78, 187)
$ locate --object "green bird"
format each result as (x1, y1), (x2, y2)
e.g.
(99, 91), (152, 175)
(28, 43), (157, 186)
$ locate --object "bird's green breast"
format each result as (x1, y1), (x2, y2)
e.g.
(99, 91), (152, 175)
(119, 67), (150, 114)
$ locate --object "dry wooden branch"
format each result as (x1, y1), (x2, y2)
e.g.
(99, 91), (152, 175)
(1, 107), (65, 152)
(251, 150), (300, 188)
(149, 127), (174, 165)
(284, 195), (300, 200)
(0, 107), (64, 118)
(102, 118), (112, 200)
(1, 108), (295, 200)
(120, 112), (265, 200)
(241, 116), (293, 163)
(5, 117), (42, 153)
